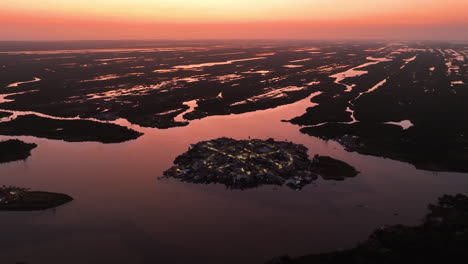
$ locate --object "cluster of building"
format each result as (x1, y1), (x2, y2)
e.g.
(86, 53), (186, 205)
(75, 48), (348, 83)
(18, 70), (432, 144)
(0, 186), (26, 205)
(164, 137), (321, 189)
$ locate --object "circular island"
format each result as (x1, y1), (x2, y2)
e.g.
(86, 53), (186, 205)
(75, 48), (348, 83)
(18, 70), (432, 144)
(163, 137), (359, 189)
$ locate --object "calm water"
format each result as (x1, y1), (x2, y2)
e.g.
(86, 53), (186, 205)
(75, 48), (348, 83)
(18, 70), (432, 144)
(1, 92), (468, 264)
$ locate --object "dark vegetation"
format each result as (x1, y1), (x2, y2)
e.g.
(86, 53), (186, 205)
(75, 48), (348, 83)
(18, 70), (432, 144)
(292, 43), (468, 172)
(301, 122), (468, 172)
(313, 155), (359, 180)
(0, 186), (73, 211)
(0, 111), (12, 118)
(290, 54), (406, 126)
(289, 83), (354, 125)
(0, 115), (142, 143)
(267, 194), (468, 264)
(0, 139), (37, 163)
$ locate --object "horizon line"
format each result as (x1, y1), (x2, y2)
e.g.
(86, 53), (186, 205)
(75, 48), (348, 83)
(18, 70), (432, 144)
(1, 38), (468, 42)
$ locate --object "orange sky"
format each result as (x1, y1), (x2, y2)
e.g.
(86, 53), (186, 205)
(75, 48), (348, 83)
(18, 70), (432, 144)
(1, 0), (467, 40)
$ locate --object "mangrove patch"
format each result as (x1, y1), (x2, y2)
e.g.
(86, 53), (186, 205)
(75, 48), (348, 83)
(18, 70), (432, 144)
(0, 186), (73, 211)
(0, 111), (12, 118)
(301, 122), (468, 173)
(0, 139), (37, 163)
(0, 115), (143, 143)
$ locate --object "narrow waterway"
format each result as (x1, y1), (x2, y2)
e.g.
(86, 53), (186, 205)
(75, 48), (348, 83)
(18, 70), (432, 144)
(5, 77), (42, 88)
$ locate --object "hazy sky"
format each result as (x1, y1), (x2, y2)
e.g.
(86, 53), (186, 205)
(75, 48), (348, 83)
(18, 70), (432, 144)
(1, 0), (467, 40)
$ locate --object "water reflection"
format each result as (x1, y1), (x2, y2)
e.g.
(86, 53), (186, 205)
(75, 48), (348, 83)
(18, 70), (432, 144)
(6, 77), (41, 88)
(384, 120), (414, 130)
(174, 100), (198, 123)
(330, 57), (392, 93)
(174, 57), (266, 70)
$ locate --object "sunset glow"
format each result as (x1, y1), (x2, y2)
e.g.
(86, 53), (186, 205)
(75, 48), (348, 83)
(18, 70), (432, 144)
(1, 0), (467, 40)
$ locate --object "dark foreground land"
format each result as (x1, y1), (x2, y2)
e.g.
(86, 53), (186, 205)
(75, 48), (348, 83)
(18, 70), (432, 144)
(163, 138), (358, 189)
(0, 186), (73, 211)
(0, 139), (37, 163)
(268, 194), (468, 264)
(0, 115), (142, 143)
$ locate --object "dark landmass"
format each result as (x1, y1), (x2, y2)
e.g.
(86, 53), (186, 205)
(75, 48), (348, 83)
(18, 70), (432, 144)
(290, 44), (468, 173)
(125, 107), (189, 129)
(0, 115), (142, 143)
(184, 88), (319, 122)
(267, 194), (468, 264)
(0, 139), (37, 163)
(289, 57), (404, 126)
(301, 122), (468, 173)
(289, 81), (354, 125)
(313, 156), (359, 180)
(0, 40), (382, 128)
(0, 111), (12, 118)
(0, 186), (73, 211)
(163, 138), (358, 189)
